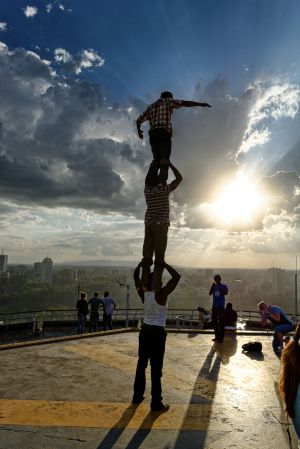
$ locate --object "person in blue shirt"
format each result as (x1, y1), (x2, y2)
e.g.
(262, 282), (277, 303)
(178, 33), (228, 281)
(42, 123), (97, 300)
(209, 274), (228, 343)
(258, 301), (293, 355)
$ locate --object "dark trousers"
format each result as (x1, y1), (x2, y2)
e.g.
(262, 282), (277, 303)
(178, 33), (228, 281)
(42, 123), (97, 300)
(103, 313), (112, 331)
(77, 313), (86, 334)
(212, 307), (225, 342)
(89, 314), (99, 332)
(133, 324), (167, 407)
(141, 223), (169, 291)
(149, 128), (172, 182)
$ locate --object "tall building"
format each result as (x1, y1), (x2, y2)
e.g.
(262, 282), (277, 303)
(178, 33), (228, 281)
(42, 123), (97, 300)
(0, 250), (8, 273)
(34, 262), (42, 276)
(41, 257), (53, 284)
(267, 267), (286, 294)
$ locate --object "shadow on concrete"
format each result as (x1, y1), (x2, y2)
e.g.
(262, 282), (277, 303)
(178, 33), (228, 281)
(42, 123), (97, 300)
(214, 335), (238, 365)
(96, 404), (138, 449)
(173, 344), (222, 449)
(187, 332), (199, 339)
(243, 351), (265, 361)
(125, 411), (163, 449)
(96, 405), (162, 449)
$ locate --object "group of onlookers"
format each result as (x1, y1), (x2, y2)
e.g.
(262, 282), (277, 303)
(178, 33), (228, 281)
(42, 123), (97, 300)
(76, 291), (116, 334)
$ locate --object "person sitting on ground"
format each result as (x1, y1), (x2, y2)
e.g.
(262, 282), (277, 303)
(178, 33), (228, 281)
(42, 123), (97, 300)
(279, 323), (300, 448)
(224, 302), (238, 328)
(258, 300), (293, 355)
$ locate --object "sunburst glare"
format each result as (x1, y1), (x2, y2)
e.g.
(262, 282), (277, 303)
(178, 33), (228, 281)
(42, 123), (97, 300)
(216, 173), (265, 225)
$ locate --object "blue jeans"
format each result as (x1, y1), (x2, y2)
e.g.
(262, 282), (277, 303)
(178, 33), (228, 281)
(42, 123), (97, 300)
(77, 313), (86, 334)
(272, 323), (293, 351)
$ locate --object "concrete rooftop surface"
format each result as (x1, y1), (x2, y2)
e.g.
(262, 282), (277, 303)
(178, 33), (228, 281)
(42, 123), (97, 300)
(0, 329), (298, 449)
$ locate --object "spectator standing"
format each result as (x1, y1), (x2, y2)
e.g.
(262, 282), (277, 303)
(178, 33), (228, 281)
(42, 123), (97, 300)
(76, 292), (88, 334)
(209, 275), (228, 343)
(102, 291), (116, 331)
(88, 292), (102, 332)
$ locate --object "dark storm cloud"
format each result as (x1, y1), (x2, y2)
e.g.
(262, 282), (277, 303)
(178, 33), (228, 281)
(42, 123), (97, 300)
(0, 43), (146, 213)
(1, 42), (300, 234)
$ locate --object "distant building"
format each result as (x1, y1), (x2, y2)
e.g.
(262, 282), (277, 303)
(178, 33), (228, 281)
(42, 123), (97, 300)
(33, 262), (42, 276)
(267, 267), (286, 294)
(41, 257), (53, 284)
(0, 251), (8, 273)
(0, 272), (9, 294)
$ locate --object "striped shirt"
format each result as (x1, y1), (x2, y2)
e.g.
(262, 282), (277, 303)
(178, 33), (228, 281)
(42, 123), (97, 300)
(144, 184), (172, 225)
(137, 98), (183, 135)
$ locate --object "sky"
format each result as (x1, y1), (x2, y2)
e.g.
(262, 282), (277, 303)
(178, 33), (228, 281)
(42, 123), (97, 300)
(0, 0), (300, 269)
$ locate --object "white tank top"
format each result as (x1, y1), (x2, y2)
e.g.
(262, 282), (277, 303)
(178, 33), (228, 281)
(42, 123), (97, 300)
(143, 291), (168, 327)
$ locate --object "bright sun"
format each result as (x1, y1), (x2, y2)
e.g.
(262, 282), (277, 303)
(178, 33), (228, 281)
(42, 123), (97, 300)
(213, 173), (265, 225)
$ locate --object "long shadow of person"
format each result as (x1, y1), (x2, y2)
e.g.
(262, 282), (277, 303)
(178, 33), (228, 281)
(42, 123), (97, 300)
(96, 404), (139, 449)
(125, 409), (166, 449)
(173, 345), (222, 448)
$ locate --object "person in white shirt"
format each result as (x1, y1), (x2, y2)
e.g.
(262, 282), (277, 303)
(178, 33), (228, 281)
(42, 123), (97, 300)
(132, 261), (180, 412)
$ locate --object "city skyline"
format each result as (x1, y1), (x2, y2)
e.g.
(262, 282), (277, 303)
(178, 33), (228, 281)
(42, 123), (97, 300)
(0, 1), (300, 269)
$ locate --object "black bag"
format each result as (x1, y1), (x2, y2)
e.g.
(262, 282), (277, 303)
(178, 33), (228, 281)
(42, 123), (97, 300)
(242, 341), (262, 352)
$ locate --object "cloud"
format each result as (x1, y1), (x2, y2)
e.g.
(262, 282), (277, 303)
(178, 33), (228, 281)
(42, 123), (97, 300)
(54, 47), (105, 74)
(1, 43), (300, 264)
(46, 2), (71, 14)
(23, 6), (38, 18)
(0, 22), (7, 31)
(54, 47), (72, 63)
(237, 82), (300, 156)
(0, 43), (143, 215)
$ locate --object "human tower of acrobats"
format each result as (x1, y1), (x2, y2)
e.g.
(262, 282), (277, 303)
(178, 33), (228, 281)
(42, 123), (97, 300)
(131, 91), (211, 412)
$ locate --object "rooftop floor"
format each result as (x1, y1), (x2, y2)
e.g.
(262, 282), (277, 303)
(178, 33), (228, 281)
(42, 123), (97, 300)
(0, 330), (298, 449)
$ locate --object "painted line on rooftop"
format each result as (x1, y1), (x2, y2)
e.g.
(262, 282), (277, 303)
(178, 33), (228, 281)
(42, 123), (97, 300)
(0, 399), (230, 431)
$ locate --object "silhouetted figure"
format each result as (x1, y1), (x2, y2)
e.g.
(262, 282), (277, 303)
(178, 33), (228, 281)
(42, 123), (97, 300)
(136, 91), (211, 182)
(102, 291), (116, 331)
(209, 275), (228, 343)
(225, 302), (237, 328)
(258, 300), (293, 355)
(141, 160), (182, 291)
(279, 323), (300, 448)
(76, 291), (88, 334)
(88, 292), (102, 332)
(132, 261), (181, 412)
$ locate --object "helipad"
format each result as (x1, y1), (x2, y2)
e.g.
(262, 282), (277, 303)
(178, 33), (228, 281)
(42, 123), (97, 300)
(0, 330), (297, 448)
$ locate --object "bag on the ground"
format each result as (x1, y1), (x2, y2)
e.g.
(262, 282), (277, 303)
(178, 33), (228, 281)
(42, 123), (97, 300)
(242, 341), (262, 352)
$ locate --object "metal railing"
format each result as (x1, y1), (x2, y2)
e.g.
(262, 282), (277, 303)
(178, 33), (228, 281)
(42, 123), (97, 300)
(0, 308), (299, 335)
